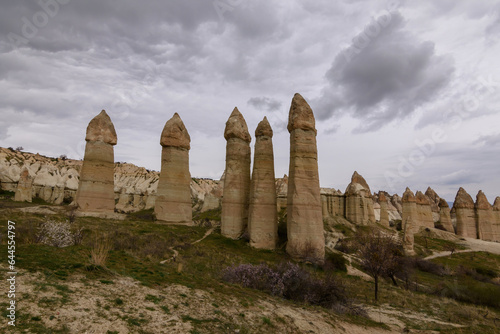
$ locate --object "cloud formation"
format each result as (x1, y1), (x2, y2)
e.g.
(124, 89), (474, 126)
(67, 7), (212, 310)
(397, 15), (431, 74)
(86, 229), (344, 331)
(315, 12), (455, 132)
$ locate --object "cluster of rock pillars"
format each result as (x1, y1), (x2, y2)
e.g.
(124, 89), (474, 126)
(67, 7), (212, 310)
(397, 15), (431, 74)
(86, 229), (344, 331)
(13, 94), (500, 263)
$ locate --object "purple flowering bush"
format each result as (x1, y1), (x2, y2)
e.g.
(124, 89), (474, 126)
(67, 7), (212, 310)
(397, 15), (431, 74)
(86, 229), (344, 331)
(222, 262), (352, 312)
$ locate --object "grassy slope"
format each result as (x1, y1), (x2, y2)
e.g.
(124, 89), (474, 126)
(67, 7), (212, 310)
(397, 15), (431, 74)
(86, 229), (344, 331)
(1, 199), (500, 333)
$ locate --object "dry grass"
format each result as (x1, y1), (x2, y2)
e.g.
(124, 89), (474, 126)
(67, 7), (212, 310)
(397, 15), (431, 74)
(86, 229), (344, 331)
(88, 233), (112, 268)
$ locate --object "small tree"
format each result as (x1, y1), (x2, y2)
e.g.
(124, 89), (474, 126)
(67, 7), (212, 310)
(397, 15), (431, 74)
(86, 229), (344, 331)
(355, 230), (403, 301)
(15, 146), (24, 151)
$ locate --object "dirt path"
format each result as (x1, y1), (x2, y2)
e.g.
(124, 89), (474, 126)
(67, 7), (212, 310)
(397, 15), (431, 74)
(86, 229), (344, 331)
(161, 227), (215, 264)
(425, 237), (500, 260)
(366, 305), (464, 332)
(192, 227), (215, 244)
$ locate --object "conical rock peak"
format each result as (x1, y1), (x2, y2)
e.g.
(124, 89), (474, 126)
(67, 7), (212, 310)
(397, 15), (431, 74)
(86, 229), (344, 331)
(255, 117), (273, 138)
(453, 187), (475, 209)
(287, 93), (316, 133)
(224, 108), (251, 143)
(85, 110), (117, 145)
(160, 113), (191, 150)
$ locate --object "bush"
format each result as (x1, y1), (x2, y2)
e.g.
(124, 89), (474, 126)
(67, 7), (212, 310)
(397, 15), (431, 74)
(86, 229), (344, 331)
(222, 262), (350, 311)
(323, 252), (347, 272)
(37, 220), (84, 247)
(414, 258), (447, 276)
(435, 279), (500, 308)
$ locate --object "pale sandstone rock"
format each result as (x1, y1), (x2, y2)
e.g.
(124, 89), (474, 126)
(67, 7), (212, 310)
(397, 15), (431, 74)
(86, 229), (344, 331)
(321, 188), (345, 219)
(344, 171), (375, 225)
(14, 167), (32, 202)
(221, 108), (251, 239)
(276, 174), (288, 212)
(453, 187), (477, 239)
(75, 110), (117, 213)
(438, 199), (454, 233)
(286, 93), (325, 263)
(415, 191), (435, 229)
(475, 191), (496, 242)
(248, 117), (277, 249)
(402, 188), (418, 254)
(492, 197), (500, 242)
(379, 193), (390, 227)
(155, 113), (192, 224)
(425, 187), (440, 213)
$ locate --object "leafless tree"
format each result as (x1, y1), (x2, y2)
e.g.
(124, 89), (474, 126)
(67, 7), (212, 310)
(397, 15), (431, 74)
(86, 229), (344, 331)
(355, 230), (403, 301)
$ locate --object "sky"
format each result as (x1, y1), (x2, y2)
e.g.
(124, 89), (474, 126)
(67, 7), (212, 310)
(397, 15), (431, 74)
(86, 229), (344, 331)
(1, 0), (499, 202)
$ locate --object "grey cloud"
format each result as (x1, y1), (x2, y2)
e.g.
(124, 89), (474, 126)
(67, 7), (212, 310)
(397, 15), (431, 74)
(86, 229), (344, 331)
(247, 97), (282, 112)
(314, 12), (455, 132)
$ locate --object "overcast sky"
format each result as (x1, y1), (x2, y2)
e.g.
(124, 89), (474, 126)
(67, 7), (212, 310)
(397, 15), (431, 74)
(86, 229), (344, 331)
(1, 0), (500, 202)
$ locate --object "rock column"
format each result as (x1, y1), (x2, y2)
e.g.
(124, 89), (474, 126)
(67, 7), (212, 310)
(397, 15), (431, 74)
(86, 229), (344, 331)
(14, 167), (32, 202)
(415, 191), (434, 228)
(154, 113), (192, 224)
(492, 197), (500, 242)
(75, 110), (117, 214)
(379, 193), (390, 227)
(453, 187), (477, 238)
(476, 191), (494, 241)
(438, 199), (454, 233)
(221, 108), (251, 239)
(402, 188), (417, 254)
(248, 117), (277, 249)
(286, 93), (325, 263)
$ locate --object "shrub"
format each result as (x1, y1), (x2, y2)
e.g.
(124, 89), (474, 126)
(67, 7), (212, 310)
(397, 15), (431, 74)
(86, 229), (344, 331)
(323, 252), (347, 272)
(414, 258), (447, 276)
(222, 262), (350, 312)
(37, 220), (83, 247)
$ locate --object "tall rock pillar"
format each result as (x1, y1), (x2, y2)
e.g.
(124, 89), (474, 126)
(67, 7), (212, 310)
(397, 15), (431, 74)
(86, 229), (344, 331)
(415, 191), (434, 228)
(379, 193), (390, 227)
(453, 187), (477, 238)
(221, 108), (251, 239)
(438, 199), (454, 233)
(402, 188), (417, 254)
(14, 167), (33, 202)
(154, 113), (192, 224)
(75, 110), (117, 214)
(248, 117), (277, 249)
(286, 93), (325, 263)
(475, 191), (494, 241)
(492, 197), (500, 242)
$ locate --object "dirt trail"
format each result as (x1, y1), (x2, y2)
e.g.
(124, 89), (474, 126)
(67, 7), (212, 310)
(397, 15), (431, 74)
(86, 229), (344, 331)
(161, 227), (215, 264)
(425, 237), (500, 260)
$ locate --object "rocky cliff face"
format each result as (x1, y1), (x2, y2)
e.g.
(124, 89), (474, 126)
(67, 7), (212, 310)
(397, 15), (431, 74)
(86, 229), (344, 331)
(0, 147), (221, 213)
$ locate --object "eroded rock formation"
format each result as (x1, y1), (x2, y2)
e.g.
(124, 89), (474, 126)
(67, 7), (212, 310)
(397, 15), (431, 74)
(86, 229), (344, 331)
(492, 197), (500, 242)
(453, 187), (477, 238)
(379, 192), (390, 227)
(248, 117), (277, 249)
(286, 93), (325, 263)
(415, 191), (434, 229)
(14, 167), (32, 202)
(438, 199), (454, 233)
(75, 110), (117, 214)
(154, 113), (192, 224)
(402, 188), (417, 254)
(221, 108), (251, 239)
(475, 191), (496, 242)
(345, 171), (375, 225)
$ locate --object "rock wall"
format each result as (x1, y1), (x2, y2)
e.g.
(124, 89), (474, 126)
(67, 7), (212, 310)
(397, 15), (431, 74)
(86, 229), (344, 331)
(0, 147), (220, 213)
